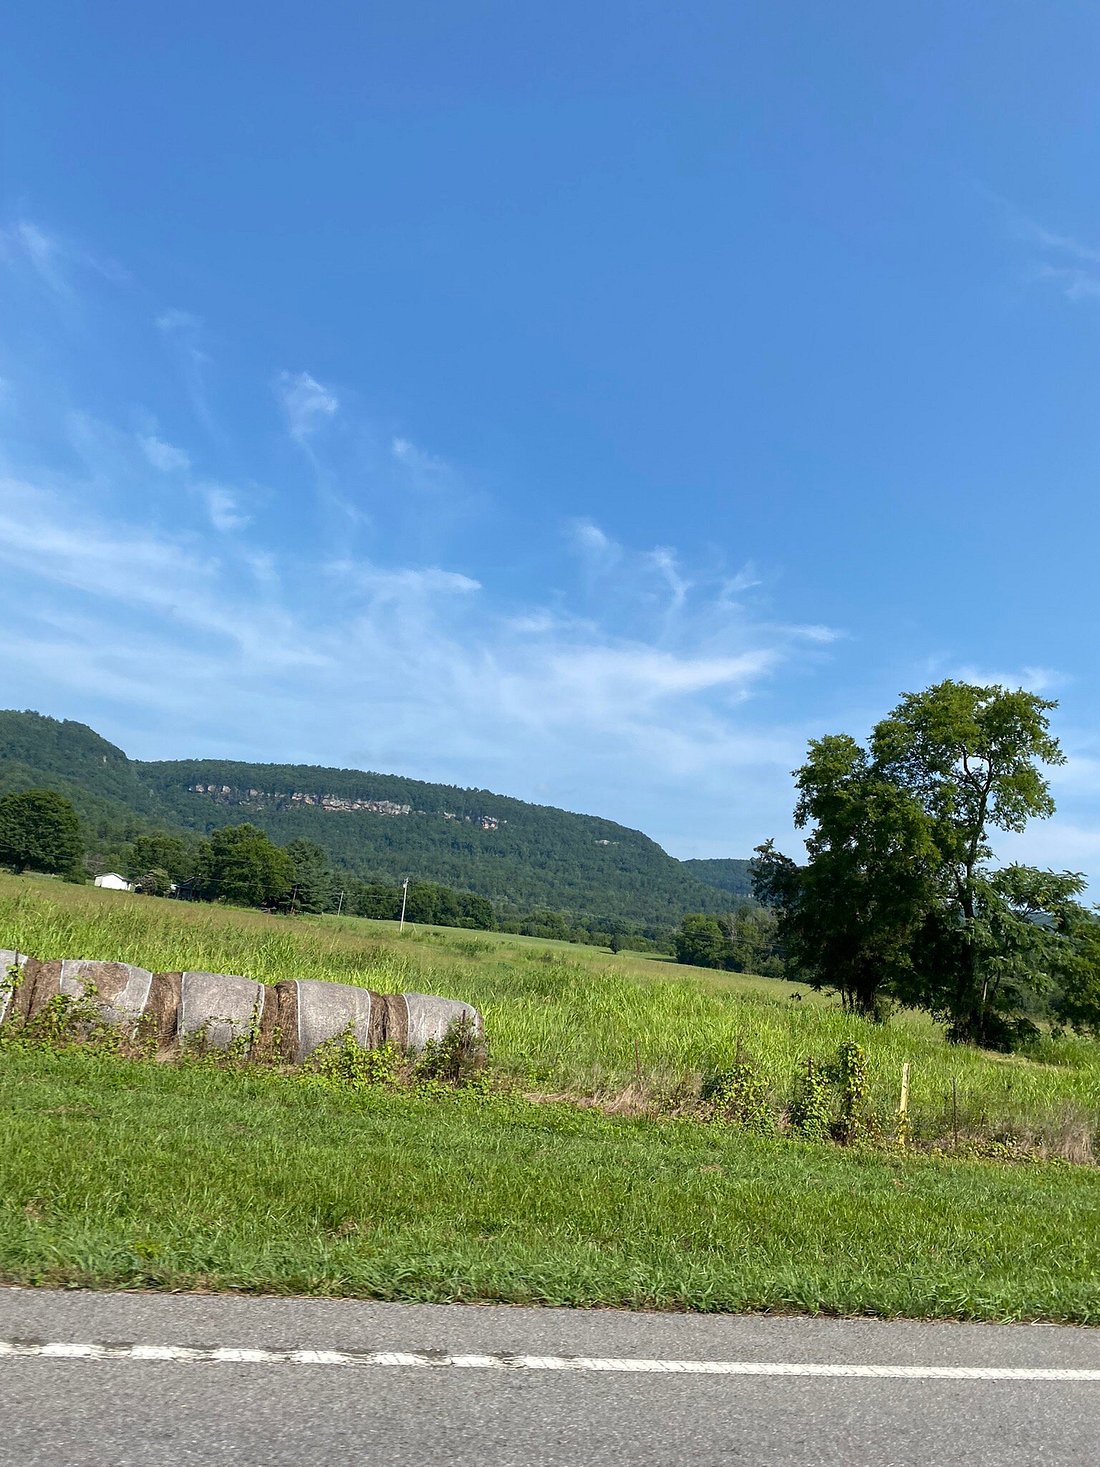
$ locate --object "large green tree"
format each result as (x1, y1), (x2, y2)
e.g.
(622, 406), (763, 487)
(0, 789), (84, 878)
(123, 831), (198, 887)
(907, 864), (1094, 1048)
(674, 913), (727, 969)
(674, 907), (784, 976)
(872, 681), (1067, 1046)
(753, 733), (939, 1018)
(757, 681), (1093, 1047)
(285, 838), (334, 913)
(195, 823), (295, 909)
(1051, 902), (1100, 1037)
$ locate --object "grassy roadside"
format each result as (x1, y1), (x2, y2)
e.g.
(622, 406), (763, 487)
(3, 1045), (1099, 1322)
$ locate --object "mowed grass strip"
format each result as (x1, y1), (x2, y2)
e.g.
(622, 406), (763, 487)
(3, 1046), (1099, 1322)
(3, 874), (1100, 1148)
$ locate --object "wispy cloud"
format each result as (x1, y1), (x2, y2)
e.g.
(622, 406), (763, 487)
(1018, 220), (1100, 267)
(1007, 208), (1100, 305)
(329, 561), (482, 598)
(645, 547), (690, 612)
(391, 435), (448, 477)
(277, 370), (339, 442)
(155, 309), (216, 433)
(722, 565), (762, 597)
(0, 218), (127, 298)
(947, 663), (1064, 695)
(1033, 263), (1100, 304)
(571, 517), (619, 563)
(546, 645), (776, 708)
(139, 434), (191, 473)
(155, 308), (202, 334)
(1, 221), (69, 295)
(387, 432), (487, 536)
(200, 484), (250, 533)
(564, 517), (822, 657)
(0, 475), (304, 666)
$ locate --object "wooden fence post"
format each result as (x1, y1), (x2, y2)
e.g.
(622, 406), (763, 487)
(896, 1061), (911, 1147)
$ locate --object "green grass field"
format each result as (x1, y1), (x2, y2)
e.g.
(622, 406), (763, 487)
(3, 1046), (1099, 1322)
(3, 874), (1098, 1149)
(3, 873), (1100, 1322)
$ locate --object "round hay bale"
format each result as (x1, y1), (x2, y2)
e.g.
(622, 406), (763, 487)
(293, 979), (378, 1062)
(401, 993), (483, 1052)
(56, 960), (155, 1032)
(173, 971), (266, 1054)
(0, 950), (28, 1027)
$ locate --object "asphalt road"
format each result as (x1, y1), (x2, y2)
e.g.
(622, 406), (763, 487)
(1, 1288), (1098, 1466)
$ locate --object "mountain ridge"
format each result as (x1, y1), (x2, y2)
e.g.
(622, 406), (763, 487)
(0, 710), (754, 926)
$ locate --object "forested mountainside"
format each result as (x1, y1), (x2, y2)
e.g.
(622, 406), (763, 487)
(0, 711), (751, 927)
(680, 858), (755, 899)
(0, 713), (162, 842)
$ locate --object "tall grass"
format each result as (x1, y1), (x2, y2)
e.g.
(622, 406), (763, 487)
(3, 873), (1099, 1152)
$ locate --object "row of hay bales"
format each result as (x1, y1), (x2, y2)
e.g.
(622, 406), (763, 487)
(0, 949), (483, 1062)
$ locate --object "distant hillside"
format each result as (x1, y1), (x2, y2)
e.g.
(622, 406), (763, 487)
(681, 857), (756, 900)
(0, 711), (751, 928)
(0, 712), (167, 843)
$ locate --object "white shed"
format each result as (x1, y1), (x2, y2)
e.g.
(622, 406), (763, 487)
(94, 872), (132, 892)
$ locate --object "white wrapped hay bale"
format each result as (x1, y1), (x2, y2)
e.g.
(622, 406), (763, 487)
(293, 978), (381, 1062)
(399, 993), (484, 1052)
(22, 958), (155, 1032)
(175, 971), (267, 1053)
(0, 950), (27, 1026)
(59, 960), (155, 1029)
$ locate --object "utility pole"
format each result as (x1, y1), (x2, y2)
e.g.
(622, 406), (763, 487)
(335, 889), (345, 917)
(399, 877), (410, 934)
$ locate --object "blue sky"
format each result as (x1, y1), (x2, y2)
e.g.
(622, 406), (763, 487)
(2, 1), (1099, 875)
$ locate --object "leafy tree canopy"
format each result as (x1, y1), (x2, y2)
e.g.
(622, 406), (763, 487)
(0, 789), (84, 878)
(196, 823), (295, 909)
(755, 681), (1098, 1048)
(674, 906), (784, 977)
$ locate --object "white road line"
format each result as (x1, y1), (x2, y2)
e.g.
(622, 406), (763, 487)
(0, 1341), (1098, 1381)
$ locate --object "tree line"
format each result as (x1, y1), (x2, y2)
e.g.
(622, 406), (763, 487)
(0, 794), (674, 945)
(673, 907), (785, 976)
(0, 797), (497, 930)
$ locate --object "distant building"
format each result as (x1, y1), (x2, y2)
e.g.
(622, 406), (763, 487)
(94, 872), (132, 892)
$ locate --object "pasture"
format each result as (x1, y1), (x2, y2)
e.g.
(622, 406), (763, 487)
(3, 873), (1098, 1152)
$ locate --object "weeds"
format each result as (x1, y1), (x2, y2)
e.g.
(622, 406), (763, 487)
(412, 1014), (488, 1088)
(789, 1058), (832, 1142)
(699, 1058), (774, 1134)
(0, 981), (157, 1061)
(304, 1030), (403, 1090)
(831, 1041), (869, 1143)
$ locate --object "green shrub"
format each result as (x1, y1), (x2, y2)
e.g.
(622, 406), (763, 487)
(699, 1059), (774, 1133)
(303, 1030), (402, 1090)
(413, 1014), (488, 1088)
(789, 1057), (832, 1141)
